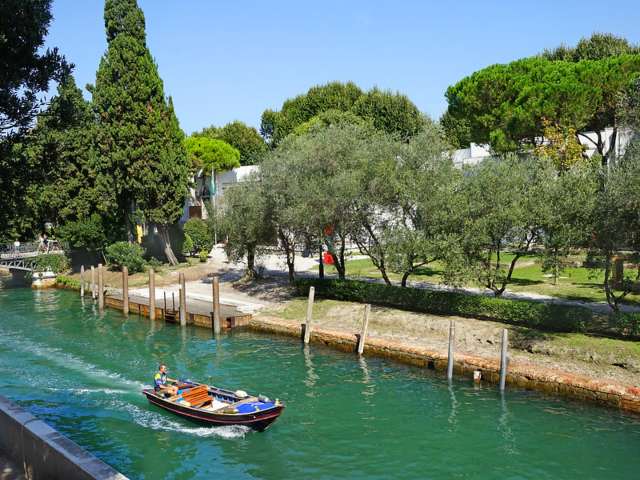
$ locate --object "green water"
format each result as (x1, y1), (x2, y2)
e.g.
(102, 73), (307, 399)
(0, 283), (638, 479)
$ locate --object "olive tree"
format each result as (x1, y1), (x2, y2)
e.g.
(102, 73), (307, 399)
(220, 175), (274, 279)
(443, 155), (546, 296)
(385, 123), (460, 287)
(589, 146), (640, 310)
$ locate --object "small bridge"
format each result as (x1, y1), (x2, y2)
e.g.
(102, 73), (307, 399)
(0, 241), (65, 272)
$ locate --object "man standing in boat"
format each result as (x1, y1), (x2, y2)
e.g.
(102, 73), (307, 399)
(154, 364), (178, 396)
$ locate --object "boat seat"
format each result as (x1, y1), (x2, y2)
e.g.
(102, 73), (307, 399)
(180, 385), (211, 408)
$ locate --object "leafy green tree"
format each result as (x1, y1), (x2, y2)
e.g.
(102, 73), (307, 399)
(386, 123), (460, 286)
(589, 147), (640, 311)
(0, 0), (68, 137)
(261, 82), (425, 146)
(618, 77), (640, 130)
(182, 233), (194, 257)
(195, 121), (267, 165)
(292, 109), (368, 137)
(183, 218), (212, 254)
(184, 136), (240, 172)
(0, 0), (69, 241)
(91, 0), (190, 265)
(443, 54), (640, 163)
(351, 88), (426, 141)
(542, 33), (639, 61)
(221, 176), (274, 278)
(21, 75), (120, 250)
(56, 214), (108, 252)
(260, 81), (363, 146)
(259, 147), (311, 282)
(534, 119), (585, 171)
(279, 124), (376, 280)
(443, 155), (546, 296)
(536, 158), (599, 285)
(105, 241), (146, 273)
(439, 110), (471, 148)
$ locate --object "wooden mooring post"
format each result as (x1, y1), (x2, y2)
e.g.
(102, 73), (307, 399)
(303, 286), (315, 344)
(499, 329), (508, 391)
(447, 320), (455, 381)
(80, 265), (85, 297)
(179, 273), (186, 326)
(212, 275), (221, 335)
(97, 263), (104, 312)
(122, 266), (129, 315)
(163, 292), (167, 320)
(149, 268), (156, 321)
(357, 304), (371, 355)
(91, 266), (96, 300)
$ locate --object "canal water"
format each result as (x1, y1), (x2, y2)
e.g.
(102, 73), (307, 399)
(0, 282), (639, 479)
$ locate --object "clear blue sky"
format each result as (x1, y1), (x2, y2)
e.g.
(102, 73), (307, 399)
(46, 0), (640, 134)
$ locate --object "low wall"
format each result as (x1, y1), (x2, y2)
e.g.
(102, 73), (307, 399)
(249, 317), (640, 414)
(0, 395), (127, 480)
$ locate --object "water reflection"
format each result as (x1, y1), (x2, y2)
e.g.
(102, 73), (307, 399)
(303, 345), (318, 394)
(358, 356), (376, 400)
(448, 381), (458, 432)
(498, 393), (518, 455)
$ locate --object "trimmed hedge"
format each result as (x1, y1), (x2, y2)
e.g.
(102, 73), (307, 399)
(295, 279), (640, 337)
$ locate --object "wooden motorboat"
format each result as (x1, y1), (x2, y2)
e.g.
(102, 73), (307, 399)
(142, 380), (285, 432)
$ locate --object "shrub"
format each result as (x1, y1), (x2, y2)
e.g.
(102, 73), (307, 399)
(105, 242), (146, 273)
(182, 233), (194, 257)
(184, 218), (213, 254)
(32, 254), (70, 274)
(55, 275), (80, 289)
(199, 250), (208, 263)
(294, 279), (599, 334)
(146, 257), (163, 270)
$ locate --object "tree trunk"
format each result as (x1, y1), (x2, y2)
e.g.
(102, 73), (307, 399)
(401, 270), (411, 287)
(603, 254), (620, 312)
(495, 253), (521, 296)
(278, 227), (295, 283)
(157, 225), (178, 266)
(246, 245), (256, 279)
(319, 245), (324, 280)
(336, 234), (347, 280)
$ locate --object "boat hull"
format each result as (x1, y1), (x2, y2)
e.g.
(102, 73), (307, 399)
(143, 389), (284, 432)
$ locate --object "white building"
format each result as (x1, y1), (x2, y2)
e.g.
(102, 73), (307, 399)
(181, 165), (259, 222)
(452, 127), (634, 167)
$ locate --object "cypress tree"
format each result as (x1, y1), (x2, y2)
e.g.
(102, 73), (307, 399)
(91, 0), (189, 264)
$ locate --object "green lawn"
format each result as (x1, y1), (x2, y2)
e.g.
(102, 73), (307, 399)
(311, 255), (640, 306)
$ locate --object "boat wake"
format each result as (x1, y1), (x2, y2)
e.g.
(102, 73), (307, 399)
(0, 331), (146, 392)
(124, 402), (251, 439)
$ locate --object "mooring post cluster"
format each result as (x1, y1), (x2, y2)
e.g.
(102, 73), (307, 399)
(299, 292), (510, 391)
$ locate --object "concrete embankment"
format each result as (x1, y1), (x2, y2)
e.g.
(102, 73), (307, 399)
(0, 395), (127, 480)
(249, 316), (640, 414)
